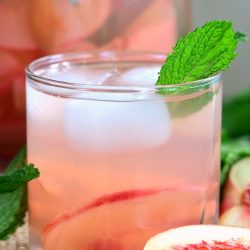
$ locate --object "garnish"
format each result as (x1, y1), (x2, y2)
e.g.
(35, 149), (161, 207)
(156, 20), (246, 117)
(0, 147), (39, 240)
(0, 164), (39, 193)
(235, 31), (248, 43)
(157, 20), (242, 85)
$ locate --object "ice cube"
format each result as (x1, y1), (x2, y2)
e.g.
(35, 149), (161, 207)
(117, 66), (161, 86)
(63, 92), (171, 154)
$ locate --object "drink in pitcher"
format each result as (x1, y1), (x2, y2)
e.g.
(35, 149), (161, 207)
(26, 51), (221, 249)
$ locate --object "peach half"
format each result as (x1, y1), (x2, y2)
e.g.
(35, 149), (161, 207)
(144, 225), (250, 250)
(220, 157), (250, 227)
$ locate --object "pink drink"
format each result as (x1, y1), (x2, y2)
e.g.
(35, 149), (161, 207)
(26, 52), (222, 250)
(0, 0), (179, 165)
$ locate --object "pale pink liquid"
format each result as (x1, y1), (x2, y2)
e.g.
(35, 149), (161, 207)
(27, 62), (221, 250)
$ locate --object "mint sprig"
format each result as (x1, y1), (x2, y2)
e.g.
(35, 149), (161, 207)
(0, 164), (39, 193)
(235, 31), (248, 43)
(157, 20), (240, 85)
(0, 147), (39, 240)
(156, 20), (246, 117)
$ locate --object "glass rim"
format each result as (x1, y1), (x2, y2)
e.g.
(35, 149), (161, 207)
(26, 50), (222, 94)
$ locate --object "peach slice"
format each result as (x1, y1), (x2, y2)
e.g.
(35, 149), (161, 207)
(221, 157), (250, 213)
(219, 205), (250, 228)
(144, 225), (250, 250)
(43, 186), (204, 250)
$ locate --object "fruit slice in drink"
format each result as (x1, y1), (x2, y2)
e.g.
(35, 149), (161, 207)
(43, 186), (204, 250)
(144, 225), (250, 250)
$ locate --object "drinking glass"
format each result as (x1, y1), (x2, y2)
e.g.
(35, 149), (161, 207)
(26, 51), (221, 249)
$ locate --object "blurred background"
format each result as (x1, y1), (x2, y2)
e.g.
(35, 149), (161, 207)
(191, 0), (250, 99)
(0, 0), (249, 166)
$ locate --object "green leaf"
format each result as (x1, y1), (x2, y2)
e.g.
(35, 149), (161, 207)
(234, 31), (248, 43)
(223, 89), (250, 138)
(157, 20), (239, 85)
(0, 187), (26, 240)
(0, 146), (39, 240)
(0, 164), (40, 193)
(156, 20), (245, 118)
(221, 128), (231, 143)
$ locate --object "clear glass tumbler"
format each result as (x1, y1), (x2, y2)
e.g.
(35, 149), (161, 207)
(26, 51), (221, 250)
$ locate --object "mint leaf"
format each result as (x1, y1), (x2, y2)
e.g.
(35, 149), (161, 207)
(0, 164), (39, 193)
(0, 147), (39, 240)
(157, 20), (240, 85)
(156, 20), (246, 118)
(235, 31), (248, 43)
(0, 187), (26, 240)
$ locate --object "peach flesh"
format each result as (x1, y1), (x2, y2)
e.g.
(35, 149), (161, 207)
(144, 225), (250, 250)
(219, 205), (250, 228)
